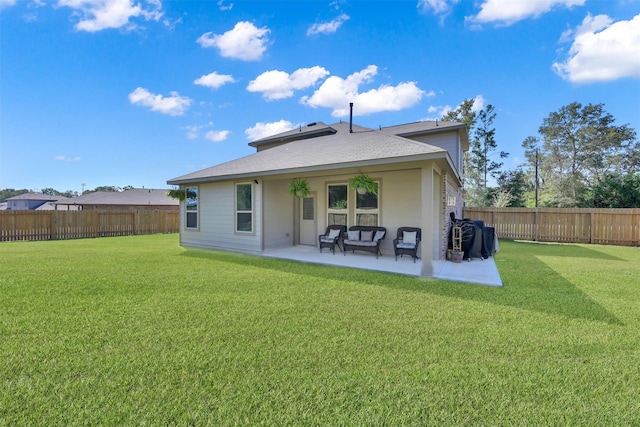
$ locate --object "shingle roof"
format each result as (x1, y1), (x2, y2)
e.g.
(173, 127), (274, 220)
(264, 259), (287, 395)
(168, 121), (455, 185)
(55, 188), (178, 206)
(6, 192), (65, 201)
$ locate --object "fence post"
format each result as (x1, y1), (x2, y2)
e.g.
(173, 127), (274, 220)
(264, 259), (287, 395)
(534, 208), (538, 241)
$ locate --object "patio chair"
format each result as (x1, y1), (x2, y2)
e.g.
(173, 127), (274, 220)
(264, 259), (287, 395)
(319, 225), (347, 254)
(393, 227), (421, 262)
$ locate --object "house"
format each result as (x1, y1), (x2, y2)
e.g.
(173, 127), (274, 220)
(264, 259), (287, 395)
(54, 188), (179, 211)
(167, 118), (468, 277)
(4, 193), (76, 211)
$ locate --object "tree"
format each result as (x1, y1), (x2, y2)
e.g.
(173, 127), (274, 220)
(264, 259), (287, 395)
(474, 105), (507, 189)
(0, 188), (31, 203)
(41, 188), (62, 196)
(537, 102), (638, 207)
(441, 98), (477, 130)
(589, 173), (640, 208)
(494, 168), (531, 207)
(85, 186), (122, 194)
(442, 99), (486, 204)
(442, 100), (508, 206)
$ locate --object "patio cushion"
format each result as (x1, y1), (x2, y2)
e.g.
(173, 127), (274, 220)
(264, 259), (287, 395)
(360, 230), (373, 241)
(344, 240), (377, 247)
(347, 230), (360, 241)
(320, 237), (336, 243)
(327, 228), (340, 239)
(403, 231), (417, 245)
(396, 242), (416, 249)
(373, 230), (385, 242)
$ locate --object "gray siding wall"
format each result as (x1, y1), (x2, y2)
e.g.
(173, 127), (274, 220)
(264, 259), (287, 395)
(406, 131), (462, 175)
(180, 181), (262, 253)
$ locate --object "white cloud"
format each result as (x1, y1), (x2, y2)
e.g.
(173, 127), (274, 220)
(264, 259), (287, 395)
(55, 155), (82, 162)
(301, 65), (428, 117)
(204, 130), (230, 142)
(245, 120), (298, 141)
(470, 94), (485, 112)
(128, 87), (192, 116)
(468, 0), (585, 26)
(57, 0), (163, 32)
(197, 21), (269, 61)
(425, 104), (452, 119)
(247, 66), (330, 100)
(217, 0), (232, 11)
(307, 13), (350, 35)
(553, 13), (640, 83)
(0, 0), (17, 10)
(194, 72), (236, 89)
(184, 124), (205, 139)
(417, 0), (459, 16)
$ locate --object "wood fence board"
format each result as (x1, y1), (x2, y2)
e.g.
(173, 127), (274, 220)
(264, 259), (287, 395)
(463, 207), (640, 246)
(0, 210), (179, 242)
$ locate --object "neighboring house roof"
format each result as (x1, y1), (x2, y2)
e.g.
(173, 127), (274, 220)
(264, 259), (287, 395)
(36, 199), (74, 210)
(0, 202), (7, 210)
(6, 192), (64, 202)
(168, 121), (465, 185)
(55, 188), (178, 206)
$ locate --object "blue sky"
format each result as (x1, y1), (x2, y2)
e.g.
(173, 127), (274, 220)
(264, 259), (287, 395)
(1, 0), (639, 193)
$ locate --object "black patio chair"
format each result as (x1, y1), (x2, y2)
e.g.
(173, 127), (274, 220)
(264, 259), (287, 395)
(393, 227), (421, 262)
(318, 225), (347, 254)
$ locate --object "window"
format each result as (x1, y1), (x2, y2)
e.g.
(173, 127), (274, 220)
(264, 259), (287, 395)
(327, 184), (348, 225)
(235, 183), (253, 232)
(302, 197), (314, 220)
(356, 182), (379, 226)
(185, 187), (198, 229)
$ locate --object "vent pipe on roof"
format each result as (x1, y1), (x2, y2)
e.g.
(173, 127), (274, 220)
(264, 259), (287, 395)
(349, 102), (353, 133)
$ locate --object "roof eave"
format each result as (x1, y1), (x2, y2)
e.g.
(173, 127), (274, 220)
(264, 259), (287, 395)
(167, 151), (450, 186)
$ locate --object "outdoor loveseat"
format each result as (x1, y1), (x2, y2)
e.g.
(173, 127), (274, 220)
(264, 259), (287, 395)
(342, 226), (386, 259)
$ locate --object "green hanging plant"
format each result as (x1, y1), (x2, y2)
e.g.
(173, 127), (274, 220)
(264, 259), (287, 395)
(288, 178), (311, 197)
(166, 187), (196, 201)
(349, 173), (378, 195)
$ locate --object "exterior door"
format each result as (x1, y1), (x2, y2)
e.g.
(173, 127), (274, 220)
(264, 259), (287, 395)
(299, 195), (317, 246)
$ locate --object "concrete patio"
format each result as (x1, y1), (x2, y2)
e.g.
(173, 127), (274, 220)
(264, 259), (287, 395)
(263, 245), (503, 287)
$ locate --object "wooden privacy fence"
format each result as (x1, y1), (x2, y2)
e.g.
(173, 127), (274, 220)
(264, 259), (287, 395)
(463, 207), (640, 246)
(0, 210), (180, 242)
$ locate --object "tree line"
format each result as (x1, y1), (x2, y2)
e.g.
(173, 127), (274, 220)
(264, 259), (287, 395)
(0, 186), (134, 203)
(443, 100), (640, 208)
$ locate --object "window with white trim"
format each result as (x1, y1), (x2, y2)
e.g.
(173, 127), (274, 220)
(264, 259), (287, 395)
(355, 181), (379, 226)
(235, 183), (253, 233)
(327, 184), (348, 226)
(185, 187), (198, 229)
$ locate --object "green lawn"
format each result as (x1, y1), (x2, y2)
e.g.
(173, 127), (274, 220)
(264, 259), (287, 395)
(1, 235), (639, 425)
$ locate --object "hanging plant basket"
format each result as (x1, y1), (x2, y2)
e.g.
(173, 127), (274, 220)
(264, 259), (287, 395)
(166, 187), (197, 201)
(288, 178), (311, 198)
(349, 173), (378, 195)
(166, 187), (187, 201)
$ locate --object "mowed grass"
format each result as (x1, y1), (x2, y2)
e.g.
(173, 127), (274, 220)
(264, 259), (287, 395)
(1, 235), (639, 425)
